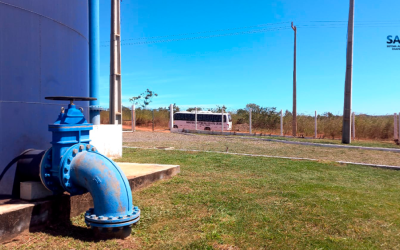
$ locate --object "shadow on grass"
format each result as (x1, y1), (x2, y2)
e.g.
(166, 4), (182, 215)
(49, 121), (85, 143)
(30, 222), (100, 242)
(33, 220), (132, 242)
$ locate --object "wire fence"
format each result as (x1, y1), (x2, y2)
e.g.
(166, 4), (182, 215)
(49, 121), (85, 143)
(100, 105), (399, 141)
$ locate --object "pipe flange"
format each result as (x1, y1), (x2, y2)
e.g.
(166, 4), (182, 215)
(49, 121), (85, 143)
(39, 148), (64, 194)
(59, 143), (98, 195)
(84, 206), (140, 228)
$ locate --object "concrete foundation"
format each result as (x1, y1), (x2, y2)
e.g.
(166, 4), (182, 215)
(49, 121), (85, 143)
(89, 125), (122, 158)
(20, 182), (53, 201)
(0, 162), (180, 243)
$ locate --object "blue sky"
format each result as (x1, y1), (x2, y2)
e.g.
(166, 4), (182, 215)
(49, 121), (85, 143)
(98, 0), (400, 115)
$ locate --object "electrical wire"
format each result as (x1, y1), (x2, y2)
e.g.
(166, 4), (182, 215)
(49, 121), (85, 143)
(100, 21), (290, 43)
(101, 26), (290, 46)
(99, 20), (400, 46)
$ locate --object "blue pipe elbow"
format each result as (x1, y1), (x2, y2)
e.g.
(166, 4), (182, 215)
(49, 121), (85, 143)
(41, 143), (140, 229)
(66, 144), (140, 228)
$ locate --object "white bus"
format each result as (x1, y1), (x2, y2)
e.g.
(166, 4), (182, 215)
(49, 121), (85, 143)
(172, 111), (232, 131)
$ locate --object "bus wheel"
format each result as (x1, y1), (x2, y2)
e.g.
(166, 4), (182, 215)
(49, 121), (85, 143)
(204, 127), (210, 131)
(173, 125), (178, 128)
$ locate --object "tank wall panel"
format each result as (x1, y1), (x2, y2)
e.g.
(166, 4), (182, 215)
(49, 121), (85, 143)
(0, 0), (88, 37)
(0, 0), (89, 196)
(40, 17), (89, 99)
(0, 6), (41, 102)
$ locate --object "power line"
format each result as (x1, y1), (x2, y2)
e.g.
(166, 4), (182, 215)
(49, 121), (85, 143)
(98, 20), (400, 46)
(100, 21), (290, 43)
(101, 26), (290, 46)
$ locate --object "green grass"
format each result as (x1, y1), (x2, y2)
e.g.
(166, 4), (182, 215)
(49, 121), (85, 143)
(5, 148), (400, 249)
(119, 149), (400, 249)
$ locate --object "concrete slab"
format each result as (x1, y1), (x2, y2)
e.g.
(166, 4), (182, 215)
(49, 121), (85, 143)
(0, 162), (180, 243)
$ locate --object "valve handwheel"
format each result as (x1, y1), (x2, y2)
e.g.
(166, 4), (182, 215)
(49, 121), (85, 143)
(45, 96), (97, 105)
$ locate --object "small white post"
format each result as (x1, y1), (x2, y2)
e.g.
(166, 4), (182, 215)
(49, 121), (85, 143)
(398, 113), (400, 142)
(280, 109), (283, 136)
(394, 113), (398, 140)
(352, 112), (356, 140)
(132, 104), (136, 132)
(195, 107), (198, 130)
(221, 107), (224, 132)
(249, 108), (252, 134)
(152, 109), (155, 132)
(169, 104), (174, 132)
(314, 110), (317, 138)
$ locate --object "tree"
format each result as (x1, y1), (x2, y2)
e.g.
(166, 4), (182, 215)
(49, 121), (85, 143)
(186, 107), (202, 112)
(209, 105), (227, 113)
(173, 103), (180, 112)
(129, 89), (158, 109)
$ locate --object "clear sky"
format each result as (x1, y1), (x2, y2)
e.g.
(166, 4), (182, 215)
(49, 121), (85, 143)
(98, 0), (400, 115)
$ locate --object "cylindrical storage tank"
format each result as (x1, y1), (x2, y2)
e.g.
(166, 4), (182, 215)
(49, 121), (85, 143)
(0, 0), (89, 196)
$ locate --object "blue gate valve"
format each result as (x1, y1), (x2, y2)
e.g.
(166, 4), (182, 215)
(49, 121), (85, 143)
(40, 96), (140, 235)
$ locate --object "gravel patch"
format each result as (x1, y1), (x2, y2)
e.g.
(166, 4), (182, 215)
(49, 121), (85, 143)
(123, 131), (400, 166)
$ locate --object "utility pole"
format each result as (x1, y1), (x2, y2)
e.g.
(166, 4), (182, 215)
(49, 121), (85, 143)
(291, 22), (297, 137)
(342, 0), (355, 144)
(109, 0), (122, 124)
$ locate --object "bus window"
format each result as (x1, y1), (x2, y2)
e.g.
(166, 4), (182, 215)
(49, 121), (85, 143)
(173, 113), (180, 120)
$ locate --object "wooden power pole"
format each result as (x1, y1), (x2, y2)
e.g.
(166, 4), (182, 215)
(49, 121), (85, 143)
(291, 22), (297, 137)
(342, 0), (355, 144)
(109, 0), (122, 124)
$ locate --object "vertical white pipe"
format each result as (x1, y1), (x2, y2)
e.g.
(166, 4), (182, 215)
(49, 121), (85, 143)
(195, 107), (198, 130)
(394, 113), (398, 140)
(352, 112), (356, 140)
(169, 104), (173, 132)
(314, 110), (317, 138)
(280, 109), (283, 136)
(131, 104), (135, 132)
(249, 108), (252, 134)
(221, 107), (224, 132)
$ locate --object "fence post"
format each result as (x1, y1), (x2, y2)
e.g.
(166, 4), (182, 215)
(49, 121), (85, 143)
(398, 113), (400, 142)
(394, 113), (398, 140)
(352, 112), (355, 140)
(195, 107), (198, 130)
(314, 110), (317, 139)
(170, 104), (173, 132)
(152, 109), (155, 132)
(249, 108), (252, 134)
(132, 104), (135, 132)
(221, 107), (224, 132)
(280, 110), (283, 136)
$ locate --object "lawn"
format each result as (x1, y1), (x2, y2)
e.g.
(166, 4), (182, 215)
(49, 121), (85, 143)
(5, 148), (400, 249)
